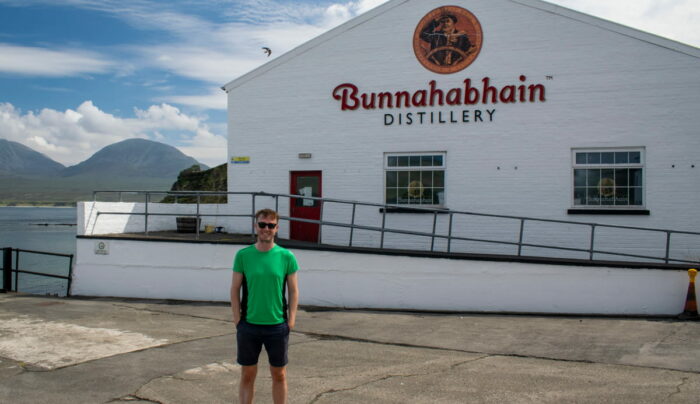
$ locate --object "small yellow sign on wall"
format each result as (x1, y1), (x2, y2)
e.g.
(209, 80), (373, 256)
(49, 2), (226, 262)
(231, 156), (250, 164)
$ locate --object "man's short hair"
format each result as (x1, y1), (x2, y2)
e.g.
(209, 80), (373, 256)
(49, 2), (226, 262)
(255, 208), (279, 222)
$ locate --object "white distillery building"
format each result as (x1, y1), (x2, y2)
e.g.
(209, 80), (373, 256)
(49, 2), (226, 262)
(221, 0), (700, 261)
(73, 0), (700, 315)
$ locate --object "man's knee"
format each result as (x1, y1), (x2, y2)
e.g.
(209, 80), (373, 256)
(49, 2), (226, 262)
(270, 366), (287, 383)
(241, 365), (258, 384)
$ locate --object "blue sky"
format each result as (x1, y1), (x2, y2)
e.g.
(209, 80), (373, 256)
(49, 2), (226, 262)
(0, 0), (698, 167)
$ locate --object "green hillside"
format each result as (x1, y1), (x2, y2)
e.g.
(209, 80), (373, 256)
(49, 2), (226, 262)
(0, 175), (174, 206)
(161, 164), (227, 203)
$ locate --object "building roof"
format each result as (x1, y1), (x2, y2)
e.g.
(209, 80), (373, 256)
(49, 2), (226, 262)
(221, 0), (700, 92)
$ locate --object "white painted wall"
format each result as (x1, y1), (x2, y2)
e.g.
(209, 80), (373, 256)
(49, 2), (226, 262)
(71, 237), (691, 316)
(225, 0), (700, 257)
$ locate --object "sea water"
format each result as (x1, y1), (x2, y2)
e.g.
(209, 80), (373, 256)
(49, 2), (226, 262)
(0, 207), (76, 295)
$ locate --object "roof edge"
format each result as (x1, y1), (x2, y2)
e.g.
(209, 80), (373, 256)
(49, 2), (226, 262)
(222, 0), (409, 92)
(222, 0), (699, 92)
(513, 0), (700, 58)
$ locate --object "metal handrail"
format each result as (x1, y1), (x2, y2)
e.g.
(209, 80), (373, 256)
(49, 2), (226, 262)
(90, 190), (700, 266)
(2, 247), (74, 296)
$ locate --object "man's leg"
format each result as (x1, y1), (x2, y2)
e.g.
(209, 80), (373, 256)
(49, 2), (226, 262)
(270, 365), (287, 404)
(239, 365), (258, 404)
(237, 321), (262, 404)
(263, 323), (290, 404)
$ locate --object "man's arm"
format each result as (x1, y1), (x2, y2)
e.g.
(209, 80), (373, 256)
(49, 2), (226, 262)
(286, 272), (299, 329)
(420, 19), (440, 42)
(230, 271), (243, 325)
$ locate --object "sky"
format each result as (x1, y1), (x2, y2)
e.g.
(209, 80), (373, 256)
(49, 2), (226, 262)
(0, 0), (698, 168)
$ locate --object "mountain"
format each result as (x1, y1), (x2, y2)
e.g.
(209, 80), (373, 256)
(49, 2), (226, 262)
(0, 138), (214, 205)
(0, 139), (65, 177)
(62, 138), (208, 178)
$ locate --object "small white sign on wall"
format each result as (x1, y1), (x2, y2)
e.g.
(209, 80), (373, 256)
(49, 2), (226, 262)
(300, 186), (314, 207)
(94, 241), (109, 255)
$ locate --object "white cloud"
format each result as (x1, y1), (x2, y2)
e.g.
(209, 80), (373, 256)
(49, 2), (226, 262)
(178, 128), (228, 169)
(0, 43), (114, 77)
(546, 0), (700, 47)
(126, 0), (387, 89)
(0, 101), (226, 167)
(158, 87), (227, 111)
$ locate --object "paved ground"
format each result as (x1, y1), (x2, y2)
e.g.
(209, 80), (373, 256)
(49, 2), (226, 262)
(0, 293), (699, 403)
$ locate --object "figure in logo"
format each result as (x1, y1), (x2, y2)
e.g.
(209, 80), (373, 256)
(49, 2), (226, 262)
(420, 14), (473, 67)
(413, 6), (483, 74)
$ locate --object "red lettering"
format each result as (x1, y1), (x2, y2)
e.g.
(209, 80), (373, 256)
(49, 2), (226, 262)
(446, 88), (462, 105)
(332, 83), (359, 110)
(378, 92), (393, 108)
(412, 90), (427, 107)
(528, 84), (546, 102)
(499, 85), (516, 103)
(429, 80), (444, 106)
(518, 75), (527, 102)
(332, 76), (546, 111)
(394, 91), (411, 108)
(481, 77), (498, 104)
(463, 79), (480, 105)
(361, 93), (376, 109)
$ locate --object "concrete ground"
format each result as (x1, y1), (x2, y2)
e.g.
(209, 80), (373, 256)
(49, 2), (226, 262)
(0, 293), (698, 403)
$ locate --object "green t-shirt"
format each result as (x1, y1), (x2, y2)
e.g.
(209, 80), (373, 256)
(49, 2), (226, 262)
(233, 244), (299, 325)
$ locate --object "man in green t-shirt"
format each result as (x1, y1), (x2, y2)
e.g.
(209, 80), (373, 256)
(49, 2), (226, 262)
(231, 208), (299, 404)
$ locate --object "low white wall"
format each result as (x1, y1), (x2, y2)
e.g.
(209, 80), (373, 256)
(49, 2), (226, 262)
(72, 237), (692, 316)
(77, 201), (279, 238)
(78, 202), (700, 265)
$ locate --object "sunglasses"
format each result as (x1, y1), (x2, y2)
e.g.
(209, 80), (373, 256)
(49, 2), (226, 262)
(257, 222), (278, 229)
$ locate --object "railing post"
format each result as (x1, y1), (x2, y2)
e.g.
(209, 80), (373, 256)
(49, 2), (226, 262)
(380, 207), (387, 249)
(665, 232), (671, 264)
(66, 254), (74, 297)
(196, 193), (201, 240)
(251, 194), (257, 236)
(14, 249), (19, 292)
(317, 199), (324, 245)
(517, 219), (525, 256)
(430, 211), (438, 252)
(2, 248), (12, 293)
(144, 192), (149, 235)
(447, 213), (453, 253)
(349, 203), (357, 247)
(589, 224), (596, 260)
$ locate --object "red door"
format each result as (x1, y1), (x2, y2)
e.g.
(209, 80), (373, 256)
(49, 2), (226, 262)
(290, 171), (322, 242)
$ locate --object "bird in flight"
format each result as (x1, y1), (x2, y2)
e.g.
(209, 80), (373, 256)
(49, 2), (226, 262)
(262, 47), (272, 57)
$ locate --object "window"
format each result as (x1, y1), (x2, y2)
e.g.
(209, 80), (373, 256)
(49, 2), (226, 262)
(385, 153), (445, 205)
(572, 149), (644, 207)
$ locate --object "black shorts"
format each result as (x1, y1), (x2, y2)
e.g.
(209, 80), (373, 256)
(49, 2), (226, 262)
(236, 320), (290, 367)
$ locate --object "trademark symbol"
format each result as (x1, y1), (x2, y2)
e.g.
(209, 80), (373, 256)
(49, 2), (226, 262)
(546, 75), (553, 80)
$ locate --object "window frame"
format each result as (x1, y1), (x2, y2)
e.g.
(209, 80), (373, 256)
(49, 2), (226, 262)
(384, 152), (446, 207)
(571, 147), (646, 210)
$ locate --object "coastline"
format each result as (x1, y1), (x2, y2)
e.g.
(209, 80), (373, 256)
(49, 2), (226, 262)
(0, 203), (77, 208)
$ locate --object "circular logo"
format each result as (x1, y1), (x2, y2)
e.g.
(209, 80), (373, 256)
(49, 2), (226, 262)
(413, 6), (483, 74)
